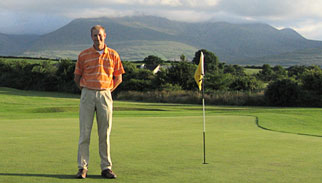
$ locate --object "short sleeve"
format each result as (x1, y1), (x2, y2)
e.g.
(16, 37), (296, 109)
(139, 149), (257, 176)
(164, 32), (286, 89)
(74, 55), (83, 76)
(113, 52), (125, 76)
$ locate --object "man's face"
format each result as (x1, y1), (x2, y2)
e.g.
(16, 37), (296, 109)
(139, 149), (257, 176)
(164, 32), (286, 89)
(91, 28), (106, 50)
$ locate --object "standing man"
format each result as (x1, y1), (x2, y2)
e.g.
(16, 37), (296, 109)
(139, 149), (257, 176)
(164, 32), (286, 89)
(74, 25), (125, 179)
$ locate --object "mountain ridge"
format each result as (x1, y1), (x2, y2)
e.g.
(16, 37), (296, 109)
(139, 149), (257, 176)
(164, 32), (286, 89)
(1, 15), (322, 65)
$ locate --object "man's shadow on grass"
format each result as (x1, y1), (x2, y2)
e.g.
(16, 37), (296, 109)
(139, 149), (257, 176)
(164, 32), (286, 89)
(0, 173), (104, 179)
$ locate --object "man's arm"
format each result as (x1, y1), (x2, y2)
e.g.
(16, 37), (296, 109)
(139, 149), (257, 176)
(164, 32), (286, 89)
(111, 74), (122, 92)
(74, 74), (82, 90)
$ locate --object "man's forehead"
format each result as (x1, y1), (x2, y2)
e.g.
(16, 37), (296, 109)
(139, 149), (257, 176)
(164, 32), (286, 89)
(92, 28), (105, 35)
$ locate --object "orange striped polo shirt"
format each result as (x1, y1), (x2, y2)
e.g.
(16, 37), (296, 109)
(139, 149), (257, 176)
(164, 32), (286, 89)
(74, 45), (125, 90)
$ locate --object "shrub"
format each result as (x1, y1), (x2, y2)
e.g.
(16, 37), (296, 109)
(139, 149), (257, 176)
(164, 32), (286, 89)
(265, 79), (301, 106)
(297, 90), (322, 107)
(301, 66), (322, 95)
(230, 75), (264, 91)
(205, 73), (234, 91)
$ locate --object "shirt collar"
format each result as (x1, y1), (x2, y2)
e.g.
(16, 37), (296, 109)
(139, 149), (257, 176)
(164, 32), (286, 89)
(92, 44), (108, 54)
(103, 45), (108, 54)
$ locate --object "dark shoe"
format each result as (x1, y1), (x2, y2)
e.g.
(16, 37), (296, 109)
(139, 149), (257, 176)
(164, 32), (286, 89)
(76, 169), (87, 179)
(101, 169), (117, 179)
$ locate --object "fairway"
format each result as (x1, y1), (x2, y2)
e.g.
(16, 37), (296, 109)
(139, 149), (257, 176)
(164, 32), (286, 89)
(0, 87), (322, 183)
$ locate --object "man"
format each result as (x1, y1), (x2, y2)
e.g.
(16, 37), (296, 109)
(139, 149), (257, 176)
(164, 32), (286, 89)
(74, 25), (125, 179)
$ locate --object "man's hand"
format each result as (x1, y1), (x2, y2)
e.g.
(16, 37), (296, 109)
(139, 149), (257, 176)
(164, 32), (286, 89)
(74, 74), (82, 90)
(111, 75), (122, 92)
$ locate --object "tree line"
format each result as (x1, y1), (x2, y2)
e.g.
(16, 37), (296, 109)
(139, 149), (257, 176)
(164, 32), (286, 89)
(0, 49), (321, 107)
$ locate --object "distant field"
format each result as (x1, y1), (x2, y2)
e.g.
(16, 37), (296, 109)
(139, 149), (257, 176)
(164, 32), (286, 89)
(0, 57), (60, 64)
(245, 68), (261, 75)
(19, 40), (198, 61)
(238, 48), (322, 66)
(0, 87), (322, 183)
(113, 40), (198, 61)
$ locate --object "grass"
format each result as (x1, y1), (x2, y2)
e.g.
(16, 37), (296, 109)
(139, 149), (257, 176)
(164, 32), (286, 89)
(0, 87), (322, 183)
(244, 68), (261, 75)
(0, 57), (59, 64)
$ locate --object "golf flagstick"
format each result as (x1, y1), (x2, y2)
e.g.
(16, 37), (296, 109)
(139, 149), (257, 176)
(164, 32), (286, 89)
(194, 51), (207, 164)
(202, 74), (207, 164)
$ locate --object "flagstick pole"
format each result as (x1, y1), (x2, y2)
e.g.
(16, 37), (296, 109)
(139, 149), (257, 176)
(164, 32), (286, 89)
(202, 76), (207, 164)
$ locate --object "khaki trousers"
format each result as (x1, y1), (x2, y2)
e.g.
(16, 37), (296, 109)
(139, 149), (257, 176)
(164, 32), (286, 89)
(77, 87), (113, 171)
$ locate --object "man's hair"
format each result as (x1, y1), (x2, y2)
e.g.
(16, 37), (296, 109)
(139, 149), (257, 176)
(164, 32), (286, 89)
(91, 25), (106, 35)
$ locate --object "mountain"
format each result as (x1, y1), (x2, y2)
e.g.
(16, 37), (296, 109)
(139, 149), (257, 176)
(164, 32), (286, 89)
(1, 16), (322, 65)
(0, 33), (39, 56)
(239, 48), (322, 66)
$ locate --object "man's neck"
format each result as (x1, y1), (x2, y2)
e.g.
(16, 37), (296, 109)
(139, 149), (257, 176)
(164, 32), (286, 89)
(94, 44), (105, 51)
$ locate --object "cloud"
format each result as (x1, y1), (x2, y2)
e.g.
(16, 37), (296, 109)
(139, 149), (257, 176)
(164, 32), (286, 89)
(1, 0), (320, 21)
(91, 0), (220, 8)
(55, 0), (222, 21)
(216, 0), (295, 18)
(0, 10), (70, 35)
(288, 20), (322, 41)
(0, 0), (322, 40)
(216, 0), (322, 18)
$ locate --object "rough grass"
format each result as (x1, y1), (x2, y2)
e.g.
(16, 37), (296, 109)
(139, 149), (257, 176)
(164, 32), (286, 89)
(117, 90), (267, 106)
(1, 87), (322, 183)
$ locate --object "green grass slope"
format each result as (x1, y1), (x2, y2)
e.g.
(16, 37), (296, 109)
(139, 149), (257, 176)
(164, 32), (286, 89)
(23, 40), (198, 61)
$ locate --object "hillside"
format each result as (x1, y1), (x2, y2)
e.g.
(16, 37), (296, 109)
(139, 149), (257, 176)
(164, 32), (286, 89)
(239, 48), (322, 66)
(1, 16), (322, 65)
(0, 33), (39, 56)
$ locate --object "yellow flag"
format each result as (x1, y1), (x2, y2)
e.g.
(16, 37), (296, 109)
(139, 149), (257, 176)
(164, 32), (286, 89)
(194, 51), (204, 90)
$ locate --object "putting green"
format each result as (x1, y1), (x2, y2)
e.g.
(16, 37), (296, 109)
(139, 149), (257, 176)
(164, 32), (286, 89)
(0, 87), (322, 182)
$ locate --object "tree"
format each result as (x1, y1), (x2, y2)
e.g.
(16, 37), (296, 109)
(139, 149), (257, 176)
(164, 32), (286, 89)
(167, 61), (196, 90)
(192, 49), (219, 73)
(56, 59), (76, 92)
(143, 55), (163, 70)
(224, 64), (246, 76)
(257, 64), (274, 81)
(120, 61), (156, 91)
(272, 65), (287, 80)
(153, 69), (168, 90)
(180, 54), (186, 62)
(287, 65), (309, 80)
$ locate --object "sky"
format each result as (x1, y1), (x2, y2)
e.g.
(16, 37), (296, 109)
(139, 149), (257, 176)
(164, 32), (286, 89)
(1, 0), (322, 40)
